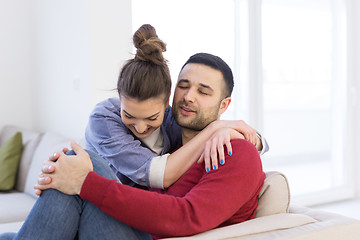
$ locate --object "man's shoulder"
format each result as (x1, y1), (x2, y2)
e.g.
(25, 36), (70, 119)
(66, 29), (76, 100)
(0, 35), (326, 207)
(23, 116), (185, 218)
(230, 139), (260, 157)
(225, 139), (263, 170)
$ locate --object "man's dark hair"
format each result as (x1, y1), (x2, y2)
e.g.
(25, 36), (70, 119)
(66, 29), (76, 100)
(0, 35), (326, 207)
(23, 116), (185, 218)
(181, 53), (234, 98)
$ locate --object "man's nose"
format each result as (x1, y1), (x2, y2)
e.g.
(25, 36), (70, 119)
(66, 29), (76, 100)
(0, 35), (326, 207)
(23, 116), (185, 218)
(183, 88), (195, 103)
(134, 121), (148, 133)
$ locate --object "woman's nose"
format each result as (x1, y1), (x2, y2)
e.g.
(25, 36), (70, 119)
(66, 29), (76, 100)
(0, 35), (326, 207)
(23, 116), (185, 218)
(134, 121), (148, 133)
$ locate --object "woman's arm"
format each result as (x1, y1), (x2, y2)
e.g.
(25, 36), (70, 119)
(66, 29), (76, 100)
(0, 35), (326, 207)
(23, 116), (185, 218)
(163, 121), (254, 188)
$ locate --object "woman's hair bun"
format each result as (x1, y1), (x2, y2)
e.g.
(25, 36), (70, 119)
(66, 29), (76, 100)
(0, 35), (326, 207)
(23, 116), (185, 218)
(133, 24), (166, 65)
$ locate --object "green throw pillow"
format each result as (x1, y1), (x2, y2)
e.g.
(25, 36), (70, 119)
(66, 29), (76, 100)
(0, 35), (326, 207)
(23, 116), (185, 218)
(0, 132), (23, 191)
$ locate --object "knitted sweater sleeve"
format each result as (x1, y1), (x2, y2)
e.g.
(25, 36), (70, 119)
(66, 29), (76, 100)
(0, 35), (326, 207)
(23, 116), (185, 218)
(80, 139), (265, 238)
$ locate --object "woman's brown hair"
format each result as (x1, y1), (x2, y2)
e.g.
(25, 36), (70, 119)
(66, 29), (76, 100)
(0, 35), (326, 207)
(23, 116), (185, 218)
(117, 24), (171, 104)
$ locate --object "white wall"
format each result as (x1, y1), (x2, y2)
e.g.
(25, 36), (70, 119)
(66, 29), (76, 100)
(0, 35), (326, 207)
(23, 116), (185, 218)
(0, 0), (132, 139)
(348, 0), (360, 198)
(0, 0), (34, 130)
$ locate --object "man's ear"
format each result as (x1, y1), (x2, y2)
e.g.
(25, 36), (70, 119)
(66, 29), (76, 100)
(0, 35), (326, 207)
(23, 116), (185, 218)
(219, 97), (231, 115)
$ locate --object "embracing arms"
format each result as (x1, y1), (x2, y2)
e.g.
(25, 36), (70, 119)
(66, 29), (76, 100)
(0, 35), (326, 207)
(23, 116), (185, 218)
(84, 98), (267, 188)
(36, 140), (265, 238)
(37, 98), (268, 192)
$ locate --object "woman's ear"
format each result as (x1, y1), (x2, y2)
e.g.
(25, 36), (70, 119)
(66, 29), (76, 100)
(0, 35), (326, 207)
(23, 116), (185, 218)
(219, 97), (231, 115)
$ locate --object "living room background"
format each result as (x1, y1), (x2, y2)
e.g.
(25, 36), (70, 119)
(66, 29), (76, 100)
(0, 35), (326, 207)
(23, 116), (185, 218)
(0, 0), (359, 207)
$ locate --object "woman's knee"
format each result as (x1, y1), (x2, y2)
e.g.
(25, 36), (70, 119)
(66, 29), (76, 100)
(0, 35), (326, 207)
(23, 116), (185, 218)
(66, 149), (119, 181)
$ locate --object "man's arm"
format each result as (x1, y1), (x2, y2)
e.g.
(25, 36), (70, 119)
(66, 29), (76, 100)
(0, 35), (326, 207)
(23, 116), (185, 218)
(80, 139), (265, 238)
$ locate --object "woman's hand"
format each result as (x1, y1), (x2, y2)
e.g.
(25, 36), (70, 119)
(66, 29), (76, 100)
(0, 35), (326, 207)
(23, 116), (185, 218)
(212, 120), (262, 150)
(35, 147), (70, 196)
(34, 141), (93, 195)
(198, 128), (244, 172)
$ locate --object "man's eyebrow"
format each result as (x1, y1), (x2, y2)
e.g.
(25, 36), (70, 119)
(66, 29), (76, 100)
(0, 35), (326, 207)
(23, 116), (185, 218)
(178, 79), (189, 84)
(123, 110), (160, 119)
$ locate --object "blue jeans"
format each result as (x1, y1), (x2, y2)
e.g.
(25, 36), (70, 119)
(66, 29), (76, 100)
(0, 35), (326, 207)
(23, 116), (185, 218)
(0, 150), (152, 240)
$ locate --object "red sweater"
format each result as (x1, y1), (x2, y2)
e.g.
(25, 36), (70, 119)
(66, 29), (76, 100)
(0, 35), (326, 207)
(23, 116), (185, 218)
(80, 139), (265, 238)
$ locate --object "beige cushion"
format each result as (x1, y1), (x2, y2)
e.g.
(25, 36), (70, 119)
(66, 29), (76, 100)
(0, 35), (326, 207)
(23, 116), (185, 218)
(24, 132), (71, 198)
(255, 171), (290, 218)
(163, 213), (316, 240)
(0, 132), (23, 190)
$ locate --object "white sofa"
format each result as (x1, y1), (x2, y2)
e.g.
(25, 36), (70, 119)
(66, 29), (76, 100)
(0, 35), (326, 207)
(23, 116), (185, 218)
(0, 125), (360, 239)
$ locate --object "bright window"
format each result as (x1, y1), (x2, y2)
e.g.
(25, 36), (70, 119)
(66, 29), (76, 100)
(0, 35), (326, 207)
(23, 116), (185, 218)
(132, 0), (352, 205)
(261, 0), (350, 205)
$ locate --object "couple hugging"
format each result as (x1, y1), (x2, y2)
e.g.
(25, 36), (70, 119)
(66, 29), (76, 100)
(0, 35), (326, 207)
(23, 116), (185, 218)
(0, 24), (268, 240)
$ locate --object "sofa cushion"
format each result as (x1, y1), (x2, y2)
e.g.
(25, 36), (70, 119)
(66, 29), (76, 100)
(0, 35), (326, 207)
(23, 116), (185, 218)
(255, 171), (290, 218)
(163, 213), (316, 240)
(24, 132), (71, 198)
(0, 125), (43, 192)
(0, 192), (37, 224)
(0, 132), (23, 191)
(0, 221), (24, 235)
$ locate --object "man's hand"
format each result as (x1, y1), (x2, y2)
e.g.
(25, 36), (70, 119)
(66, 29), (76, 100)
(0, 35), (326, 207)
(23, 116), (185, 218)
(34, 141), (93, 195)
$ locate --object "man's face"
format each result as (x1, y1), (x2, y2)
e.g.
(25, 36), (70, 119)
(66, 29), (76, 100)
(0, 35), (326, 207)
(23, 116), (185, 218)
(172, 63), (226, 131)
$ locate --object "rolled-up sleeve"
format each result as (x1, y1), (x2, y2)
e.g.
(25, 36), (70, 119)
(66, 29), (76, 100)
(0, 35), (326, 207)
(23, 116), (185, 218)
(257, 132), (269, 155)
(148, 154), (170, 189)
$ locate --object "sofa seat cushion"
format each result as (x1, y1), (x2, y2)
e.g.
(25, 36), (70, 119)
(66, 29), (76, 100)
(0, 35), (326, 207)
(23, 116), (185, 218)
(0, 221), (24, 235)
(163, 213), (316, 240)
(234, 205), (360, 240)
(0, 192), (36, 224)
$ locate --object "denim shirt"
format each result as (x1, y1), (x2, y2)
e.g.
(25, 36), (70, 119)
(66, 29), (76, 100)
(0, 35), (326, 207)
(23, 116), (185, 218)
(85, 98), (182, 188)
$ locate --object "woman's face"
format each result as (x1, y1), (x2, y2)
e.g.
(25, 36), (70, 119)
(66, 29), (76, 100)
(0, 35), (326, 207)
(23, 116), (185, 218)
(120, 95), (167, 139)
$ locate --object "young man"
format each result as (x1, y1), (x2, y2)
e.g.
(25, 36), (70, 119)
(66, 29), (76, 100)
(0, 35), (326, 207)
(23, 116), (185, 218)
(1, 53), (265, 240)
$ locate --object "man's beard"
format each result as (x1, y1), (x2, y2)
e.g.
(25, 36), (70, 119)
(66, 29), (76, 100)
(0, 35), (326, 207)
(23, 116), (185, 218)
(172, 101), (220, 131)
